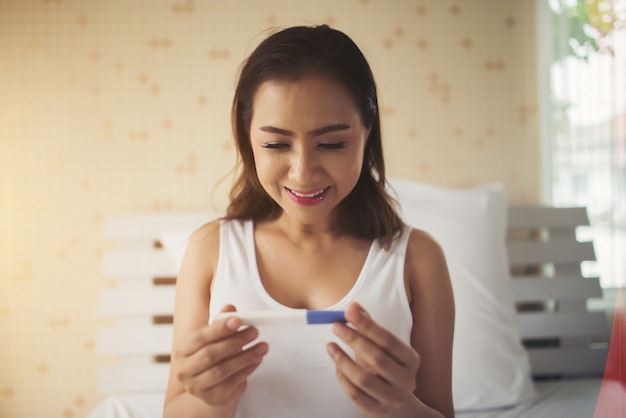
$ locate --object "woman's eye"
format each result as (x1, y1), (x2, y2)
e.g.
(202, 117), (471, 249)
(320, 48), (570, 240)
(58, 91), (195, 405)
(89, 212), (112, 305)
(319, 142), (346, 150)
(261, 142), (289, 149)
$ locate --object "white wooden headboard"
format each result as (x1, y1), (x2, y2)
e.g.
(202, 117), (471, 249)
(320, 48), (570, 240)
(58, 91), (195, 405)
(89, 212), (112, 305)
(506, 206), (608, 378)
(97, 206), (610, 394)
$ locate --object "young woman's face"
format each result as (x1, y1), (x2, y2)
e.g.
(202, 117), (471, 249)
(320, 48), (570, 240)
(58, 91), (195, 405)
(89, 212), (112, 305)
(249, 76), (370, 226)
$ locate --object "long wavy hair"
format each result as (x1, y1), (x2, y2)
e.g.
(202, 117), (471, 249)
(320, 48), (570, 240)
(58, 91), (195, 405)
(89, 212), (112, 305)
(225, 25), (402, 248)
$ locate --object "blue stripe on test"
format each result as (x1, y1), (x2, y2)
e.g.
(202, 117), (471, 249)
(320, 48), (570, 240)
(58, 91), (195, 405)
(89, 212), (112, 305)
(306, 310), (346, 324)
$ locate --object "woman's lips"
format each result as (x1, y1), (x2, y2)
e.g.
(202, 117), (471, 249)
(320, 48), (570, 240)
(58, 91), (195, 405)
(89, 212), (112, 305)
(285, 186), (330, 206)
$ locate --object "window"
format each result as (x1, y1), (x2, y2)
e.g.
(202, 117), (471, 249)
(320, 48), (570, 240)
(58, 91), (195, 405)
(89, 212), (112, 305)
(538, 0), (626, 288)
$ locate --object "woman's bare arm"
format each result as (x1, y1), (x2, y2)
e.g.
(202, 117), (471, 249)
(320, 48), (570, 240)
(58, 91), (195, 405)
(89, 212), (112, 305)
(406, 228), (455, 417)
(163, 221), (267, 418)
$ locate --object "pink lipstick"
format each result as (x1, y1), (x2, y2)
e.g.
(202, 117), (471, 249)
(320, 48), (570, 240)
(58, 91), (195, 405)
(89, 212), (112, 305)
(285, 187), (330, 206)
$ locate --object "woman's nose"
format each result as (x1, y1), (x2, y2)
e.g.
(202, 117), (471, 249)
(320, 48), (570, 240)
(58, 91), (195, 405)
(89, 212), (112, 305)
(290, 151), (319, 184)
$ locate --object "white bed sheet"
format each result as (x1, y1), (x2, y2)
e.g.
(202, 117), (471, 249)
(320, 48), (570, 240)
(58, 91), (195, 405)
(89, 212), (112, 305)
(458, 378), (602, 418)
(86, 392), (164, 418)
(85, 378), (603, 418)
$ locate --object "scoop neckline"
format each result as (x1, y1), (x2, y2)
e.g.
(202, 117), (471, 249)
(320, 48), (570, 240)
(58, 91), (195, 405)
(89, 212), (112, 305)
(245, 220), (376, 311)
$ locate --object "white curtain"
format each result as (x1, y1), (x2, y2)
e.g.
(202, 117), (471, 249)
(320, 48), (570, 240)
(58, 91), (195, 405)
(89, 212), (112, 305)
(540, 0), (625, 288)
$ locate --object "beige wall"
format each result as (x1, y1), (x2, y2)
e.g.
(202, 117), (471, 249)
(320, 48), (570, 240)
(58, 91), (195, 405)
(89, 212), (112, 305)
(0, 0), (539, 416)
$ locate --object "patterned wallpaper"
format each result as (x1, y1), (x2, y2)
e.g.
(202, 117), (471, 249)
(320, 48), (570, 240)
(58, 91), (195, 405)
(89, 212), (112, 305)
(0, 0), (538, 416)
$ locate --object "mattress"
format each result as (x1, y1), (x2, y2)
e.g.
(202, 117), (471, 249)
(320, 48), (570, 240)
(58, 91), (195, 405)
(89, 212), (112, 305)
(86, 378), (604, 418)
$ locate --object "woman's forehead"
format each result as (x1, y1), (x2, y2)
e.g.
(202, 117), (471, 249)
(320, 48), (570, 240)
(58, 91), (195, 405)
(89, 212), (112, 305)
(253, 77), (356, 111)
(251, 78), (360, 128)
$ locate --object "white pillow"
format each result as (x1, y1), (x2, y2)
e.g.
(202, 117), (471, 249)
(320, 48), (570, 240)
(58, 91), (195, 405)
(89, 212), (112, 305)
(387, 178), (536, 412)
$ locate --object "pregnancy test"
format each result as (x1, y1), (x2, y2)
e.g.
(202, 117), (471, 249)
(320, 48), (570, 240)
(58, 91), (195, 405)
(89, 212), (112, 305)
(213, 310), (346, 326)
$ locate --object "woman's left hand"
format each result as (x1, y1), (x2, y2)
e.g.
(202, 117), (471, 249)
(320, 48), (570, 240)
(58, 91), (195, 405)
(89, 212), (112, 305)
(327, 302), (421, 418)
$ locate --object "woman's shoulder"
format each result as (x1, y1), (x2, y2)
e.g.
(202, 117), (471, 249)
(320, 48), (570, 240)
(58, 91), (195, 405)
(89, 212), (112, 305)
(403, 225), (454, 326)
(184, 218), (251, 265)
(189, 219), (221, 247)
(178, 219), (222, 278)
(404, 226), (450, 289)
(405, 226), (442, 254)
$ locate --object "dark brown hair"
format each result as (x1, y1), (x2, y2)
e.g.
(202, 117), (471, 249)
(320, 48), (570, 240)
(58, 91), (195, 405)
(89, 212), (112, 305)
(225, 25), (402, 247)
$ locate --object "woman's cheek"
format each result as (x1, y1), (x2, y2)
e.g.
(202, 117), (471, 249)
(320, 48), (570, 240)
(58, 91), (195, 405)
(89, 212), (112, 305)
(255, 154), (284, 184)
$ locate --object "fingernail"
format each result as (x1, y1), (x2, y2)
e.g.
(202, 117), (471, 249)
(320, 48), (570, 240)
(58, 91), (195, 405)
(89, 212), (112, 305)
(346, 309), (362, 325)
(226, 317), (239, 330)
(326, 343), (338, 357)
(332, 322), (347, 337)
(254, 343), (269, 355)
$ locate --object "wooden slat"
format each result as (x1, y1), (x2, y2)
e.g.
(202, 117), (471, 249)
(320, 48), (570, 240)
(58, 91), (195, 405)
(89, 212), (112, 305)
(518, 312), (608, 339)
(527, 347), (607, 376)
(510, 276), (603, 302)
(508, 206), (589, 229)
(102, 247), (177, 278)
(104, 212), (219, 240)
(99, 323), (173, 355)
(507, 241), (596, 265)
(99, 363), (170, 393)
(100, 280), (175, 316)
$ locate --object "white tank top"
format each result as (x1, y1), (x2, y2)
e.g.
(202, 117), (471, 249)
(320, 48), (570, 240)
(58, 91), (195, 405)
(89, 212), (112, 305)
(209, 220), (413, 418)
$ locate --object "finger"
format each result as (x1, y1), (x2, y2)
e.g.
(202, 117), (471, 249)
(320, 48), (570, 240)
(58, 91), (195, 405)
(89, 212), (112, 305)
(335, 367), (382, 415)
(193, 341), (269, 388)
(183, 326), (262, 378)
(327, 343), (402, 413)
(179, 306), (243, 356)
(218, 304), (237, 314)
(194, 355), (265, 406)
(344, 303), (419, 367)
(331, 322), (413, 389)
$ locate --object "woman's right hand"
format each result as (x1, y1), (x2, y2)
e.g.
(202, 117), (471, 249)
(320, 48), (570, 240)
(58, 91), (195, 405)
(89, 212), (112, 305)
(172, 305), (269, 407)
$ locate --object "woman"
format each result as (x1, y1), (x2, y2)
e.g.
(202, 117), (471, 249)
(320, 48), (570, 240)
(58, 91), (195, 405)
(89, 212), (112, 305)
(163, 25), (455, 418)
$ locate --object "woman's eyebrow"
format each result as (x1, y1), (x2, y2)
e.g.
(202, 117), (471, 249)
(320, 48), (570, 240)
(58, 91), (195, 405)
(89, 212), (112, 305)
(259, 124), (351, 137)
(311, 124), (351, 136)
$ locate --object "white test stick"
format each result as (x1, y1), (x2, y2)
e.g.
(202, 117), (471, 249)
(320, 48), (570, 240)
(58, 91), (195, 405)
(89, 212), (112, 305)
(212, 310), (346, 326)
